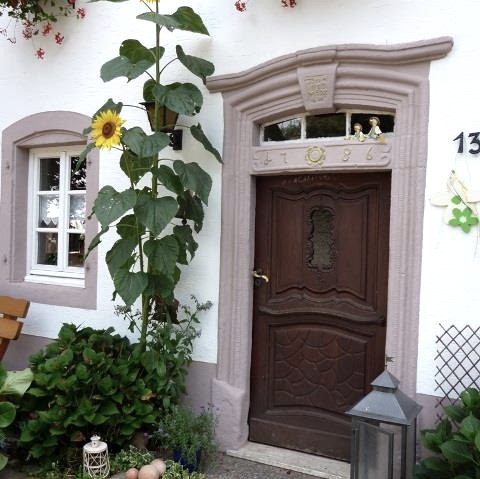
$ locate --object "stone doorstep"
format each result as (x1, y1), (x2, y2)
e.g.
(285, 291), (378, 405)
(226, 442), (350, 479)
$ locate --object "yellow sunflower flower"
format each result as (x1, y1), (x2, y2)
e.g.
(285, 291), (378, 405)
(91, 110), (125, 149)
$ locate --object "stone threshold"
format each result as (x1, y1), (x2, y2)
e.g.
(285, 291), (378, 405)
(226, 442), (350, 479)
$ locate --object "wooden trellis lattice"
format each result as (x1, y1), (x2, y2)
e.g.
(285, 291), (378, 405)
(435, 324), (480, 422)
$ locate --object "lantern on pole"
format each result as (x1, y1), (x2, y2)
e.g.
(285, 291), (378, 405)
(346, 370), (422, 479)
(83, 435), (110, 478)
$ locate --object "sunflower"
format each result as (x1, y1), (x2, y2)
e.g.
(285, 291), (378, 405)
(91, 109), (125, 149)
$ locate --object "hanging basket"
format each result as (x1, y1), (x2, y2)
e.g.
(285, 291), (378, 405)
(140, 102), (179, 133)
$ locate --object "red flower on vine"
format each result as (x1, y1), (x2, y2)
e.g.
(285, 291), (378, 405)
(42, 22), (53, 36)
(36, 47), (45, 59)
(281, 0), (297, 6)
(55, 32), (64, 44)
(234, 0), (247, 11)
(76, 8), (86, 18)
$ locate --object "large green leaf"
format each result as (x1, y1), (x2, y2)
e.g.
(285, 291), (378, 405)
(143, 273), (175, 301)
(85, 225), (109, 259)
(120, 150), (153, 185)
(1, 368), (33, 397)
(0, 452), (7, 471)
(134, 192), (178, 236)
(445, 404), (469, 423)
(176, 45), (214, 85)
(0, 402), (15, 428)
(173, 161), (212, 205)
(177, 190), (204, 233)
(0, 364), (6, 389)
(152, 82), (203, 116)
(144, 236), (179, 276)
(462, 389), (480, 409)
(156, 165), (183, 195)
(113, 269), (149, 307)
(93, 186), (137, 228)
(460, 414), (480, 441)
(190, 123), (222, 163)
(101, 40), (155, 82)
(106, 238), (137, 278)
(116, 214), (145, 240)
(122, 127), (171, 157)
(173, 224), (198, 263)
(440, 439), (474, 464)
(137, 6), (209, 35)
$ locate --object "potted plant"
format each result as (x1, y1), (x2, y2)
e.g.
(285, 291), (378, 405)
(151, 405), (217, 472)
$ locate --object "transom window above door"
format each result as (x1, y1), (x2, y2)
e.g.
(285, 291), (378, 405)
(261, 111), (395, 143)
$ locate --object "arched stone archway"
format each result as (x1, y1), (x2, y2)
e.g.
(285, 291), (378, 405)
(207, 37), (453, 452)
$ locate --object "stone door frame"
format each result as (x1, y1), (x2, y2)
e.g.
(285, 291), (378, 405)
(207, 37), (453, 451)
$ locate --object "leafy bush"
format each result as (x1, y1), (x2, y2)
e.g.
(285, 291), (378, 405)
(163, 460), (205, 479)
(16, 297), (211, 466)
(17, 324), (158, 462)
(415, 388), (480, 478)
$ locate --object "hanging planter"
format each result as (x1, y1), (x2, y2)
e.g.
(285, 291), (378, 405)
(140, 101), (183, 150)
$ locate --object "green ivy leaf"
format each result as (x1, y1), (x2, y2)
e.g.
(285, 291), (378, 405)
(106, 238), (137, 278)
(176, 45), (214, 85)
(137, 6), (209, 35)
(116, 214), (145, 240)
(152, 82), (203, 116)
(173, 161), (212, 205)
(122, 127), (171, 157)
(0, 402), (15, 428)
(190, 123), (222, 163)
(440, 439), (474, 464)
(93, 187), (137, 228)
(144, 236), (180, 276)
(134, 192), (178, 236)
(113, 269), (149, 307)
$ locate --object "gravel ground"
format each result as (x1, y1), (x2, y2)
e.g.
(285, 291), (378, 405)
(0, 453), (316, 478)
(205, 453), (315, 479)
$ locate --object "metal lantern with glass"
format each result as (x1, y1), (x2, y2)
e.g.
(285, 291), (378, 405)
(346, 370), (422, 479)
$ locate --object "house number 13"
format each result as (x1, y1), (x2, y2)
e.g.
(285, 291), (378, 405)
(453, 132), (480, 154)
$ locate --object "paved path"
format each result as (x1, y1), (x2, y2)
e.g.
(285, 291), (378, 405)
(0, 453), (316, 478)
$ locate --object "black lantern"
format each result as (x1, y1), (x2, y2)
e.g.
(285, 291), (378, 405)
(140, 101), (183, 150)
(346, 370), (422, 479)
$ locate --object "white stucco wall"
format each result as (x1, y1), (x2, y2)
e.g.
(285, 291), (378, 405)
(1, 0), (480, 386)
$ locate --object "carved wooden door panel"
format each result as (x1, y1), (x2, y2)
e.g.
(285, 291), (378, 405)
(249, 172), (391, 460)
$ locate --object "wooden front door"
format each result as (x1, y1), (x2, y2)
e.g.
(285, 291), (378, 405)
(249, 172), (391, 460)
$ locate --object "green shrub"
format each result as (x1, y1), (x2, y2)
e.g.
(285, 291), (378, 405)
(163, 460), (205, 479)
(16, 297), (211, 466)
(415, 388), (480, 478)
(17, 324), (158, 462)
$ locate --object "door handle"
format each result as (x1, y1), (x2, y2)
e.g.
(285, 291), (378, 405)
(252, 269), (269, 283)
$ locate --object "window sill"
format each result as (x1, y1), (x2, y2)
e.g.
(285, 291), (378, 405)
(24, 274), (85, 288)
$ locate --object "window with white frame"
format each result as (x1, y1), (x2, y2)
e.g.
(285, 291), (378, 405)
(26, 147), (86, 286)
